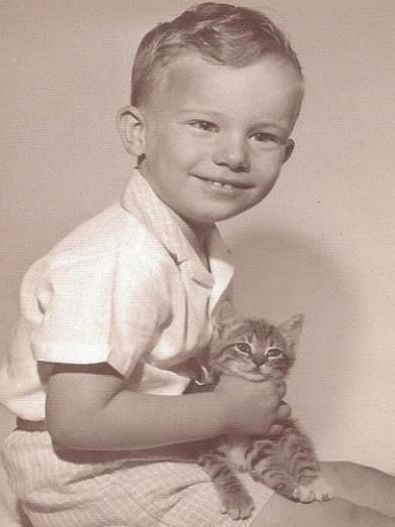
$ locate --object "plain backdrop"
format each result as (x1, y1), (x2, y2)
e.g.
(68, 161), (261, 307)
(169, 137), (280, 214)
(1, 0), (395, 473)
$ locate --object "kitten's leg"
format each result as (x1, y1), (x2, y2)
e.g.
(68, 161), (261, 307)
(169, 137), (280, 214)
(246, 431), (332, 504)
(280, 425), (333, 502)
(246, 438), (305, 502)
(199, 451), (255, 520)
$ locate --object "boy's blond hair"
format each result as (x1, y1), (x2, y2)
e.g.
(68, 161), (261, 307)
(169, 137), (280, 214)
(131, 2), (303, 107)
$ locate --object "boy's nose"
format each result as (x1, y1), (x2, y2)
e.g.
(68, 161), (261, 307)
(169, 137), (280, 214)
(212, 135), (250, 172)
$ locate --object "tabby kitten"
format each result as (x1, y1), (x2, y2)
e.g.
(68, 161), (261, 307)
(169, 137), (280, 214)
(186, 302), (332, 520)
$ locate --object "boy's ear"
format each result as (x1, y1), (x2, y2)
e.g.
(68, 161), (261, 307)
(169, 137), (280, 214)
(116, 105), (145, 157)
(283, 138), (295, 163)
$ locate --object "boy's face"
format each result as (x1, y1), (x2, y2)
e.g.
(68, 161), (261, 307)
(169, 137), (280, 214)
(125, 52), (304, 228)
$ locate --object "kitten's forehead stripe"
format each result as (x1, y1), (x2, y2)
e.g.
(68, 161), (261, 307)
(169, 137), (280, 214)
(225, 323), (252, 341)
(250, 320), (272, 342)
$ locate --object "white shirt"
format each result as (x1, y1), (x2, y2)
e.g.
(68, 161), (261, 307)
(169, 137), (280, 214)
(0, 170), (234, 420)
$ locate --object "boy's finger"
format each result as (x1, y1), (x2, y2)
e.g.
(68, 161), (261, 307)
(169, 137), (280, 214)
(276, 402), (291, 421)
(276, 380), (287, 399)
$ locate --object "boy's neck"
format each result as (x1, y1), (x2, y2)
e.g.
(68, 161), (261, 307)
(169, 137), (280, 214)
(167, 207), (213, 271)
(137, 164), (214, 270)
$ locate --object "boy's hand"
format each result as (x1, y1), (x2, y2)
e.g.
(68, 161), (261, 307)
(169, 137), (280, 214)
(214, 374), (290, 436)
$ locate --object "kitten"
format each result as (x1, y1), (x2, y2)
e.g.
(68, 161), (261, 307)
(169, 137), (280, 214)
(185, 302), (332, 520)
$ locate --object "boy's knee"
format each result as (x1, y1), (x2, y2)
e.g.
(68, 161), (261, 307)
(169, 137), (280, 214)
(322, 459), (366, 485)
(324, 459), (359, 474)
(321, 499), (372, 526)
(329, 498), (395, 527)
(341, 500), (367, 524)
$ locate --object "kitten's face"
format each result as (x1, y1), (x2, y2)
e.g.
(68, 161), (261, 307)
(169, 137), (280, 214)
(210, 304), (304, 382)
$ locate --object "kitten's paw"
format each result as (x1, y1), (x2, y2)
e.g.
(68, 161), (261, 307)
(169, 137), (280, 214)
(307, 476), (333, 501)
(219, 490), (255, 520)
(293, 477), (333, 503)
(292, 485), (315, 503)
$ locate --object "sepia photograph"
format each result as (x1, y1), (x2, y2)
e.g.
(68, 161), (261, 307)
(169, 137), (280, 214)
(1, 1), (395, 525)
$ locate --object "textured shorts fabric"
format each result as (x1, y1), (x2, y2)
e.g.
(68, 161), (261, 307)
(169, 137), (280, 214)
(1, 430), (274, 527)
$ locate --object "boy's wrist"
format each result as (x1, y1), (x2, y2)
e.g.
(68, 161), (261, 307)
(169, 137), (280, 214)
(181, 391), (230, 438)
(206, 392), (233, 435)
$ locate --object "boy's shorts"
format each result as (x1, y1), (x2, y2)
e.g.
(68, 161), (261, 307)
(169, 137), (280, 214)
(2, 429), (274, 527)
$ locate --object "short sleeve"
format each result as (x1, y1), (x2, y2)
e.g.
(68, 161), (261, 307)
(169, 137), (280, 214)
(31, 240), (169, 378)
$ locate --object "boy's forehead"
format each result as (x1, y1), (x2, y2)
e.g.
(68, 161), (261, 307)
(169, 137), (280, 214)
(145, 52), (304, 123)
(168, 53), (301, 88)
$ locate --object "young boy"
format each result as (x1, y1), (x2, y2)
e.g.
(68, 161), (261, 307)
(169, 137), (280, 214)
(1, 3), (395, 527)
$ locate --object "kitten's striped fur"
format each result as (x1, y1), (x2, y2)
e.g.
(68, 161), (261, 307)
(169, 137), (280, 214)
(186, 302), (332, 520)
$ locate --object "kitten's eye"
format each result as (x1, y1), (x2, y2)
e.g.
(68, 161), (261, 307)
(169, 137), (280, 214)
(266, 347), (283, 359)
(234, 343), (251, 355)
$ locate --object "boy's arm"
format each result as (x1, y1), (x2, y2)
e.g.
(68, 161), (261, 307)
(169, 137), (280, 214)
(46, 363), (225, 450)
(46, 363), (289, 451)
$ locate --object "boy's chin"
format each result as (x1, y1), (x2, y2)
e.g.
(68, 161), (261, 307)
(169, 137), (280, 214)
(183, 209), (247, 227)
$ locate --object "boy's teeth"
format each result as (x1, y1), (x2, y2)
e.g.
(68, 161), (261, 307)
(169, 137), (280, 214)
(210, 180), (233, 189)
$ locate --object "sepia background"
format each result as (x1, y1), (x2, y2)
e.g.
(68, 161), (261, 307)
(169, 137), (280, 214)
(1, 0), (395, 476)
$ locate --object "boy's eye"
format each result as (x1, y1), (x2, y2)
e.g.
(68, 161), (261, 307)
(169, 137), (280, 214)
(189, 120), (218, 132)
(251, 132), (282, 148)
(234, 342), (251, 355)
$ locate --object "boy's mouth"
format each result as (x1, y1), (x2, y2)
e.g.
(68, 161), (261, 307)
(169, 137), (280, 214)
(208, 179), (234, 190)
(192, 174), (250, 190)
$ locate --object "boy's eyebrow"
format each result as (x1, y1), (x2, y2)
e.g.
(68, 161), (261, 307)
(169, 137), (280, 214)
(179, 109), (223, 118)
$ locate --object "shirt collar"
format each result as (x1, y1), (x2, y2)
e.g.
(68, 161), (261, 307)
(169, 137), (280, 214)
(121, 169), (234, 296)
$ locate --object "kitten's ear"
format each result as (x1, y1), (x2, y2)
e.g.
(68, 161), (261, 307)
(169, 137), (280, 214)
(279, 314), (304, 349)
(213, 301), (240, 330)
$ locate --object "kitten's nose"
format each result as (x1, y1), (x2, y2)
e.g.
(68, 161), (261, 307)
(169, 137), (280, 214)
(253, 351), (267, 366)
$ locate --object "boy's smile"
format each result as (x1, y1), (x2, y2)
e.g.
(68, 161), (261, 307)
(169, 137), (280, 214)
(121, 52), (304, 230)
